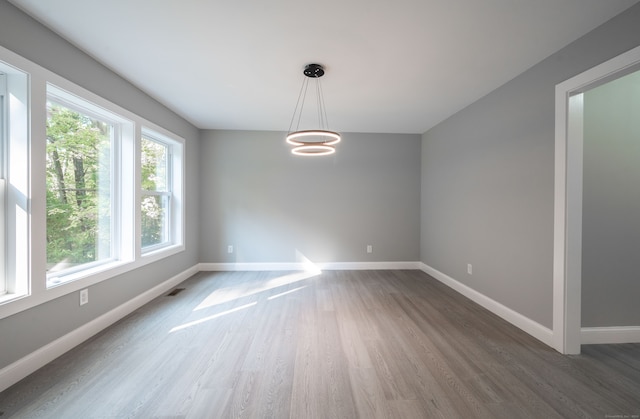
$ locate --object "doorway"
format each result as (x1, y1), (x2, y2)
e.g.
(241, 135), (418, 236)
(554, 45), (640, 354)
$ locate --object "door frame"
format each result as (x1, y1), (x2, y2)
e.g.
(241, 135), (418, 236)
(553, 45), (640, 354)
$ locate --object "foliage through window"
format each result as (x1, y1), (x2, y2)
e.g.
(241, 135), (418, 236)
(141, 135), (171, 249)
(46, 100), (114, 276)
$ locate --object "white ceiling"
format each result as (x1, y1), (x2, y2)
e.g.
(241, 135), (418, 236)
(9, 0), (639, 134)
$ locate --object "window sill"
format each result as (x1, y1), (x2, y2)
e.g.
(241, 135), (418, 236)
(141, 243), (185, 263)
(47, 259), (131, 289)
(0, 292), (29, 307)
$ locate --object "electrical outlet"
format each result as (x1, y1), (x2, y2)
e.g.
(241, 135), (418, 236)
(228, 245), (233, 254)
(467, 264), (473, 275)
(80, 288), (89, 306)
(367, 245), (373, 254)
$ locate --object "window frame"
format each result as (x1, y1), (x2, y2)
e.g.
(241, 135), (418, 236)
(139, 127), (184, 259)
(140, 134), (172, 252)
(0, 72), (6, 296)
(0, 56), (30, 306)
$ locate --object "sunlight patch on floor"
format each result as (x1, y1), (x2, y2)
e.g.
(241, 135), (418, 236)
(194, 270), (319, 311)
(194, 251), (322, 311)
(169, 302), (257, 333)
(267, 285), (308, 301)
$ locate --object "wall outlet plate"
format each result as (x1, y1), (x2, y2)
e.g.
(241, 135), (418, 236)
(80, 289), (89, 306)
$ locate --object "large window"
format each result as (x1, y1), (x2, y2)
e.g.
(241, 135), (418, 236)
(46, 100), (114, 275)
(45, 85), (134, 287)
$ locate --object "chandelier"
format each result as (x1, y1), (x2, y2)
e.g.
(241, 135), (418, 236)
(286, 63), (341, 156)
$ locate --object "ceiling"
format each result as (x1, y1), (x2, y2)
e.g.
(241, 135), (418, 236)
(9, 0), (639, 134)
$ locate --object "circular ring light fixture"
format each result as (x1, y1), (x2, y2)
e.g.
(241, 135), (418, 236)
(285, 130), (341, 146)
(286, 64), (341, 156)
(292, 144), (336, 156)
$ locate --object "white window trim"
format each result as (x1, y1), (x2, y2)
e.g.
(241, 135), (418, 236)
(0, 177), (6, 297)
(0, 45), (185, 320)
(0, 73), (6, 296)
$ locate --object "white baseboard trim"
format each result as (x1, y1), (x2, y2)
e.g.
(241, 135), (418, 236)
(420, 263), (554, 348)
(199, 262), (310, 271)
(199, 261), (422, 271)
(0, 264), (199, 393)
(581, 326), (640, 344)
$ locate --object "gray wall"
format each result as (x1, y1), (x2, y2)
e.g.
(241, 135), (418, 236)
(2, 0), (640, 373)
(582, 70), (640, 327)
(0, 2), (200, 369)
(199, 130), (421, 264)
(421, 4), (640, 329)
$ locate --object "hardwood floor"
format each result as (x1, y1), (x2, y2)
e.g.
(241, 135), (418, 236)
(1, 270), (639, 418)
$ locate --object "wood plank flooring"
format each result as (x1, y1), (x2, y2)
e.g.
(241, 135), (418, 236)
(1, 270), (639, 418)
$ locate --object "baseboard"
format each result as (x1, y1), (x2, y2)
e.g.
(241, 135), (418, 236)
(320, 261), (421, 270)
(199, 261), (422, 271)
(0, 264), (199, 393)
(420, 263), (554, 348)
(199, 262), (310, 271)
(581, 326), (640, 344)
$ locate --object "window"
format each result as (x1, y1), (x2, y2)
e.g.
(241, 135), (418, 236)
(0, 60), (30, 304)
(46, 100), (114, 274)
(1, 45), (185, 318)
(46, 85), (134, 287)
(141, 136), (170, 249)
(140, 129), (183, 254)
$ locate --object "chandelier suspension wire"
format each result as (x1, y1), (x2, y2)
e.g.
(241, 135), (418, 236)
(285, 63), (341, 156)
(318, 78), (329, 130)
(287, 76), (308, 135)
(316, 79), (323, 130)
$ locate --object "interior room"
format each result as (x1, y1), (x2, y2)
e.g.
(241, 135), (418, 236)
(1, 0), (639, 417)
